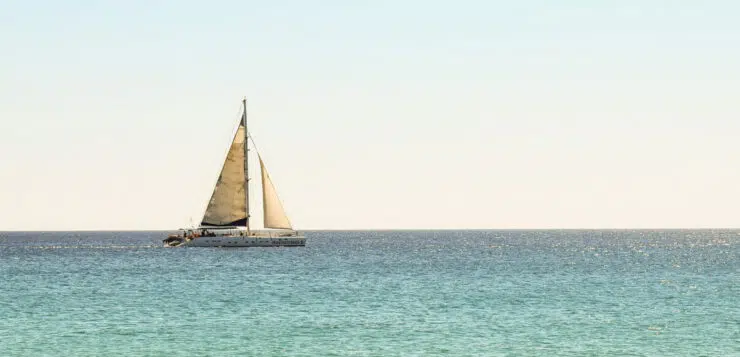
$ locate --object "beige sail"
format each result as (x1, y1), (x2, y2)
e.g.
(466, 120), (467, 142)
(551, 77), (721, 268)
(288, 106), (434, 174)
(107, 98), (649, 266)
(200, 125), (248, 226)
(259, 155), (293, 229)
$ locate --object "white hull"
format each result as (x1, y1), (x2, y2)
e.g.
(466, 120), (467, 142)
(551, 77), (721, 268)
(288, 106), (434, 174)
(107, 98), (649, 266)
(181, 235), (305, 247)
(164, 228), (305, 248)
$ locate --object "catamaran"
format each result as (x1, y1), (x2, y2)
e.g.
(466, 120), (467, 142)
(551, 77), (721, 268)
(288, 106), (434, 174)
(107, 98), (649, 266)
(164, 98), (305, 247)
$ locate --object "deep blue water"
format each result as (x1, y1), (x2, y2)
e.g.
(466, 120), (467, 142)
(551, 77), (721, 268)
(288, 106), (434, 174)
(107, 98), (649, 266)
(0, 230), (738, 356)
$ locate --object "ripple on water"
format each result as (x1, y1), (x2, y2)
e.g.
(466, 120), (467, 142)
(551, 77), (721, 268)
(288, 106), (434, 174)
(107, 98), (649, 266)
(0, 229), (737, 356)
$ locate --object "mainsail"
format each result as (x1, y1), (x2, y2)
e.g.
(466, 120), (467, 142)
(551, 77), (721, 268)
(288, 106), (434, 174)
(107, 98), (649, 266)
(259, 155), (293, 229)
(200, 124), (248, 226)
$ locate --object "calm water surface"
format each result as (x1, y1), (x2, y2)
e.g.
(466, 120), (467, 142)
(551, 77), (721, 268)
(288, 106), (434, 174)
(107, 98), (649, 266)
(0, 230), (738, 356)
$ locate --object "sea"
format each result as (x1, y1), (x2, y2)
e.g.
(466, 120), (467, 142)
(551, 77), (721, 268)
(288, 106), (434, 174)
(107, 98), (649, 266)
(0, 230), (737, 356)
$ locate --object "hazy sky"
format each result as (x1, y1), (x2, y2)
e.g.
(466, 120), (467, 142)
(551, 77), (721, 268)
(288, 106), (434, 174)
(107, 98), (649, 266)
(2, 1), (740, 230)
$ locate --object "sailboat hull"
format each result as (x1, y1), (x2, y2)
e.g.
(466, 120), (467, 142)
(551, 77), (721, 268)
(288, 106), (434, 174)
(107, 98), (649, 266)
(163, 228), (305, 248)
(181, 235), (305, 247)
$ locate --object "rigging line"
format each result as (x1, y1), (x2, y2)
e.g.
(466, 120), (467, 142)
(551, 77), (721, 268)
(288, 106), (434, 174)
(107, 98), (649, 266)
(248, 133), (276, 172)
(247, 133), (262, 158)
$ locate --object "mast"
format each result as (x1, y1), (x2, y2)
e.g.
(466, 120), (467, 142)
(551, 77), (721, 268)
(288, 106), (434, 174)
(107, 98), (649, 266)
(243, 97), (250, 233)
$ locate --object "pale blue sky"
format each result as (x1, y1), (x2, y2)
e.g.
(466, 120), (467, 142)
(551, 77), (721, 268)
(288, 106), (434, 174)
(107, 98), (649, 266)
(2, 1), (740, 230)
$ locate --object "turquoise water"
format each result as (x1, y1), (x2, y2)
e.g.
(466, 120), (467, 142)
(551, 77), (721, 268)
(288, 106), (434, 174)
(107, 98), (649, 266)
(0, 230), (737, 356)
